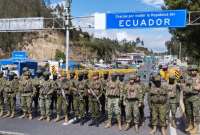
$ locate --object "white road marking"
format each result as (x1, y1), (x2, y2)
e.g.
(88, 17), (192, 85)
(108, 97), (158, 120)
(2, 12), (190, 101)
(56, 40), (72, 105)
(0, 131), (27, 135)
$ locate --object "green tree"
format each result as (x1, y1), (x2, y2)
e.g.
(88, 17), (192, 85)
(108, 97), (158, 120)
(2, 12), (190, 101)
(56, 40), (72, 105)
(164, 0), (200, 64)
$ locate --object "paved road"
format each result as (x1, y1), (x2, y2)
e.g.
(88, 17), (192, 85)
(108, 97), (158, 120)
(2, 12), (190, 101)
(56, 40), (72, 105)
(0, 63), (188, 135)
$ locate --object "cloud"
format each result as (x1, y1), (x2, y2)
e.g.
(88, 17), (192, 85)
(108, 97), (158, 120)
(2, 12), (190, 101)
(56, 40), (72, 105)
(141, 0), (164, 8)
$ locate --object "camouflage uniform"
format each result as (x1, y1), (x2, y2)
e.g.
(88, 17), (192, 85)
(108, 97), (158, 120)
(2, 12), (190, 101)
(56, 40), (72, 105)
(167, 76), (180, 127)
(31, 70), (43, 114)
(149, 75), (168, 135)
(50, 74), (58, 113)
(4, 72), (17, 118)
(104, 75), (122, 130)
(123, 76), (143, 132)
(54, 75), (71, 122)
(88, 75), (103, 126)
(183, 70), (200, 134)
(19, 71), (35, 120)
(38, 72), (54, 122)
(72, 78), (88, 125)
(0, 71), (5, 117)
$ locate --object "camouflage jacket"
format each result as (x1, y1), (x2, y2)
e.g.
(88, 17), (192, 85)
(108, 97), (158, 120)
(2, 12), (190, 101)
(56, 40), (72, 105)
(88, 79), (103, 97)
(148, 83), (168, 104)
(123, 83), (143, 102)
(106, 80), (121, 98)
(19, 79), (35, 95)
(0, 77), (6, 93)
(39, 79), (54, 96)
(56, 79), (72, 95)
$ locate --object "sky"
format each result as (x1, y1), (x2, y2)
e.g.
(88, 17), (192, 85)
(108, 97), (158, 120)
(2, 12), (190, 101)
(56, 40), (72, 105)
(46, 0), (171, 52)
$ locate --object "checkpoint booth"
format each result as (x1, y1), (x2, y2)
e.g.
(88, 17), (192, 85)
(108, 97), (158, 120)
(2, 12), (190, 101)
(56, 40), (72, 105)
(0, 51), (38, 77)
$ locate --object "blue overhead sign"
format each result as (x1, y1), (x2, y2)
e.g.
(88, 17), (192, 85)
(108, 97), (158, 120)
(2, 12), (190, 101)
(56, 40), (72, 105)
(12, 51), (28, 60)
(106, 10), (187, 29)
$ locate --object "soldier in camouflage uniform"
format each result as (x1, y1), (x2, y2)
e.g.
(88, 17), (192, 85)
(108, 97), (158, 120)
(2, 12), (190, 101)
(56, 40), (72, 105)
(19, 71), (35, 120)
(183, 66), (200, 134)
(123, 75), (143, 132)
(99, 71), (108, 115)
(88, 73), (103, 127)
(3, 72), (17, 118)
(50, 74), (58, 113)
(104, 73), (122, 130)
(149, 75), (168, 135)
(54, 73), (71, 123)
(72, 73), (88, 125)
(0, 71), (5, 117)
(38, 71), (54, 122)
(167, 75), (180, 128)
(32, 69), (43, 115)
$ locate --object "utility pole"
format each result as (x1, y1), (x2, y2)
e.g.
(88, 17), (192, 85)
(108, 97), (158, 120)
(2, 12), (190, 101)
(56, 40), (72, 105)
(179, 42), (182, 61)
(65, 0), (72, 71)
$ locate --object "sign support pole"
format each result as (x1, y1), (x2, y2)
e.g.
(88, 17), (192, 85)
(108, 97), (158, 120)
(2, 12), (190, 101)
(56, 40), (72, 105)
(65, 0), (72, 72)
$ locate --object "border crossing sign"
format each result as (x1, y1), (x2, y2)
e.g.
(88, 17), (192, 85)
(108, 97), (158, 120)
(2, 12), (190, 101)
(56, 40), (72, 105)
(95, 10), (187, 30)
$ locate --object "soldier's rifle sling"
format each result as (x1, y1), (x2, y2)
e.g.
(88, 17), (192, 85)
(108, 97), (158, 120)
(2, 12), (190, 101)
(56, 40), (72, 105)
(89, 89), (102, 110)
(61, 89), (68, 105)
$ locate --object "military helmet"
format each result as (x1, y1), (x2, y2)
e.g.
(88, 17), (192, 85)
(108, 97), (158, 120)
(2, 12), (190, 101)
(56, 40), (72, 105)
(129, 74), (136, 81)
(36, 69), (42, 74)
(188, 65), (198, 71)
(22, 67), (29, 72)
(43, 71), (50, 77)
(154, 74), (161, 81)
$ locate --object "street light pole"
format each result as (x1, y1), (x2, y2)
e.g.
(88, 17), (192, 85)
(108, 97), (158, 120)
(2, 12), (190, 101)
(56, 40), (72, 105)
(179, 42), (182, 61)
(65, 0), (72, 72)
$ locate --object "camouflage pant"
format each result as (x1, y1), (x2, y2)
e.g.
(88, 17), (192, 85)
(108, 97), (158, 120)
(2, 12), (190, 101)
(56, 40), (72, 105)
(169, 98), (178, 119)
(185, 95), (200, 123)
(125, 100), (140, 124)
(39, 95), (51, 117)
(21, 95), (32, 114)
(89, 97), (100, 118)
(7, 94), (16, 114)
(0, 96), (3, 113)
(56, 95), (68, 116)
(151, 103), (168, 127)
(107, 97), (120, 121)
(73, 95), (86, 118)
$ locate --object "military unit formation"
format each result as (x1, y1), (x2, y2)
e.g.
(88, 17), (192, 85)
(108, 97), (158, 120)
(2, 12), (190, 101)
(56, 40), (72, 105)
(0, 65), (200, 135)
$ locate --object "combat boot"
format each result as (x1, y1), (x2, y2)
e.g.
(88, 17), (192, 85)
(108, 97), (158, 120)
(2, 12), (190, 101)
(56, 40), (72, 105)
(118, 120), (122, 131)
(88, 118), (95, 126)
(28, 114), (32, 120)
(0, 111), (3, 117)
(185, 121), (194, 132)
(105, 120), (112, 128)
(135, 124), (139, 133)
(124, 123), (131, 131)
(10, 112), (15, 118)
(3, 112), (10, 118)
(189, 123), (199, 134)
(64, 115), (69, 123)
(161, 127), (167, 135)
(54, 115), (61, 122)
(38, 116), (45, 121)
(46, 116), (51, 122)
(19, 113), (26, 119)
(150, 126), (157, 135)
